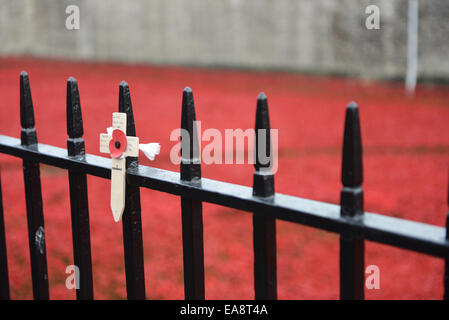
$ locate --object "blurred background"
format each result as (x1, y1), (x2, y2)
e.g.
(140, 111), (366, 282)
(2, 0), (449, 80)
(0, 0), (448, 299)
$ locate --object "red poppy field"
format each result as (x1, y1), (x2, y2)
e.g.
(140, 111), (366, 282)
(0, 57), (448, 299)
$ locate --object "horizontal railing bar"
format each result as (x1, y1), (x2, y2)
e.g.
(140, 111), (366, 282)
(130, 165), (448, 257)
(0, 135), (110, 178)
(1, 134), (448, 258)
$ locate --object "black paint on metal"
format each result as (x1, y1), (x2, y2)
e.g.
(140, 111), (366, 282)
(0, 135), (448, 257)
(119, 82), (146, 300)
(180, 87), (201, 181)
(0, 170), (10, 300)
(444, 173), (449, 300)
(180, 87), (205, 300)
(340, 102), (365, 300)
(19, 71), (49, 300)
(20, 72), (37, 146)
(0, 72), (448, 299)
(66, 77), (94, 300)
(253, 93), (277, 300)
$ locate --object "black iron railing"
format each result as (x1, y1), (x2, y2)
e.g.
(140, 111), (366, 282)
(0, 71), (448, 300)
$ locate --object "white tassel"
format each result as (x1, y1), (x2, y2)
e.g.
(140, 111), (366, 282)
(139, 143), (160, 161)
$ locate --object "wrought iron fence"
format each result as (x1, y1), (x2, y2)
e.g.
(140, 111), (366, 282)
(0, 71), (448, 300)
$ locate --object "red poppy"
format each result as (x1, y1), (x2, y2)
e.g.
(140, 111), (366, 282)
(109, 129), (127, 158)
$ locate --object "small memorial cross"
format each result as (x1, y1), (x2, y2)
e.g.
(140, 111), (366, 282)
(100, 112), (160, 222)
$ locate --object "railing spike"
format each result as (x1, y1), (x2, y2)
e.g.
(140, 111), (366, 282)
(19, 72), (49, 299)
(179, 86), (205, 299)
(20, 71), (37, 146)
(181, 86), (196, 157)
(20, 71), (34, 128)
(66, 77), (93, 299)
(66, 77), (85, 157)
(340, 101), (364, 300)
(119, 81), (136, 139)
(255, 92), (272, 172)
(341, 102), (363, 189)
(252, 92), (277, 300)
(66, 77), (83, 138)
(180, 86), (201, 181)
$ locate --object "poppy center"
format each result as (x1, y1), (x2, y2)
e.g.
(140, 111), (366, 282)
(115, 141), (121, 149)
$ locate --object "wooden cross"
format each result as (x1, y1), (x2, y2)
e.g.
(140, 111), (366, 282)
(99, 112), (139, 222)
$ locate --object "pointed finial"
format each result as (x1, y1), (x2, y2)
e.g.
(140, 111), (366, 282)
(341, 102), (363, 187)
(181, 87), (196, 154)
(340, 102), (364, 218)
(66, 77), (83, 138)
(118, 81), (138, 167)
(254, 92), (272, 171)
(180, 87), (201, 181)
(253, 92), (274, 197)
(20, 71), (37, 146)
(119, 81), (136, 137)
(66, 77), (85, 157)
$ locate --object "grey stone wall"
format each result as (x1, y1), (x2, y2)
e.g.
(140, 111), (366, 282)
(0, 0), (448, 80)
